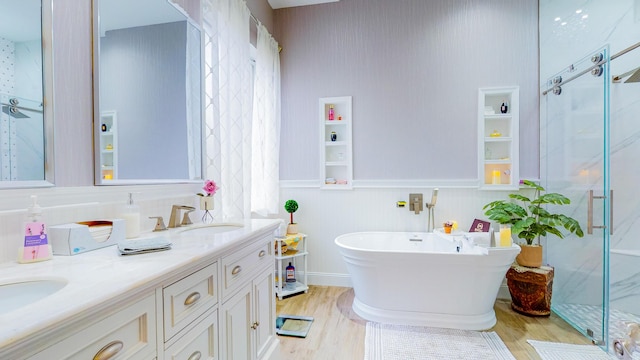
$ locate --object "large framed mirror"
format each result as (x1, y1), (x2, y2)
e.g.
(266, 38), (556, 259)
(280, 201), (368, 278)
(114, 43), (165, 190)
(93, 0), (203, 185)
(0, 0), (54, 188)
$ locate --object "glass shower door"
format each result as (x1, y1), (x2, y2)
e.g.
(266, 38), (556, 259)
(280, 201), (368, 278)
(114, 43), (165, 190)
(543, 46), (610, 346)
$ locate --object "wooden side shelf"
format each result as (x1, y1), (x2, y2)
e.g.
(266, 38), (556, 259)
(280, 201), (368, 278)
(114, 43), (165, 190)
(506, 263), (554, 316)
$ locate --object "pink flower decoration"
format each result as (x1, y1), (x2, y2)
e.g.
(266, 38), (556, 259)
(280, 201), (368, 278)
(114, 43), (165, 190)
(202, 180), (218, 196)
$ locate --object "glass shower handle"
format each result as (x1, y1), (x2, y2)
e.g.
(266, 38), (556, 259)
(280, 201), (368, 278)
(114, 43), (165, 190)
(587, 190), (613, 235)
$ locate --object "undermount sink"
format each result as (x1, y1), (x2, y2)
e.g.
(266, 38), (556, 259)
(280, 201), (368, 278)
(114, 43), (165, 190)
(0, 278), (68, 315)
(178, 223), (244, 235)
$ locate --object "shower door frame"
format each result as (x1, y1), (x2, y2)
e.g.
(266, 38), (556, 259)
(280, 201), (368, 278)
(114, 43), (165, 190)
(542, 45), (611, 347)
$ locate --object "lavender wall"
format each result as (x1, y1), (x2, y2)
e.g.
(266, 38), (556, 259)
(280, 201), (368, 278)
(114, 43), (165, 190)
(275, 0), (539, 181)
(247, 0), (276, 35)
(51, 0), (94, 186)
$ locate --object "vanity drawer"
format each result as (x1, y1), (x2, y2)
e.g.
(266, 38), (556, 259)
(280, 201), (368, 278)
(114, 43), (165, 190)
(164, 308), (218, 360)
(29, 293), (156, 360)
(221, 237), (272, 297)
(163, 262), (218, 342)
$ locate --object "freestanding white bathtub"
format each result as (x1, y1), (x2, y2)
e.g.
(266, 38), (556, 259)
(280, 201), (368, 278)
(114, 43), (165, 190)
(334, 231), (520, 330)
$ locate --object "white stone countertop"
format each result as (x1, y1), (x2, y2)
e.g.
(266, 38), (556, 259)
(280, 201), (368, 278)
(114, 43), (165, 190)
(0, 218), (282, 355)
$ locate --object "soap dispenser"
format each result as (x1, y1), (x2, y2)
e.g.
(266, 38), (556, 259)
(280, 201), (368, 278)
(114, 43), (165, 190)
(120, 193), (141, 239)
(18, 195), (53, 263)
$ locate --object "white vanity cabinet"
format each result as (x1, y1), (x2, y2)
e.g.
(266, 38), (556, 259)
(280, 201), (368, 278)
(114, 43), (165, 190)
(28, 293), (157, 360)
(220, 236), (276, 360)
(2, 221), (281, 360)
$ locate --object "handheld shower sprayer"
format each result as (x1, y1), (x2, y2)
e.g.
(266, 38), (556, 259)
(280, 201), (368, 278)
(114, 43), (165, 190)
(426, 188), (438, 232)
(429, 188), (438, 207)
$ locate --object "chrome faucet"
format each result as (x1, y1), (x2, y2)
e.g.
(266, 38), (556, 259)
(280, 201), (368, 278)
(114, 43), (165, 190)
(168, 205), (196, 228)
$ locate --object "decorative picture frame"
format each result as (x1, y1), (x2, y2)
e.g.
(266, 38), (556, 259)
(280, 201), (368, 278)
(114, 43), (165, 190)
(469, 219), (491, 233)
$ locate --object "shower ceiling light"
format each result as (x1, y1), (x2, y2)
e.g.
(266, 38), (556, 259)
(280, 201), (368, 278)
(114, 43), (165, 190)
(576, 9), (583, 14)
(554, 17), (561, 21)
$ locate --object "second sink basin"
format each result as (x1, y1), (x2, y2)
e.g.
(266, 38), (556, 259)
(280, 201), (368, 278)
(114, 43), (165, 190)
(178, 223), (244, 236)
(0, 278), (68, 315)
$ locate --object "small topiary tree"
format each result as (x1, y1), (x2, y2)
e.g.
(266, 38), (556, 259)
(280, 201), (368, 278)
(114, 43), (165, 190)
(284, 200), (299, 224)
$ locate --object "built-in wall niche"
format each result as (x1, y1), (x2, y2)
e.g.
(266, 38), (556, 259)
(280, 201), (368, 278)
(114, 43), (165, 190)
(93, 0), (203, 184)
(478, 86), (519, 190)
(319, 96), (352, 189)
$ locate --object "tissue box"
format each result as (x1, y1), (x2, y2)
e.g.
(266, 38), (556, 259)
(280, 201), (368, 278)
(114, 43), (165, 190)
(49, 219), (125, 255)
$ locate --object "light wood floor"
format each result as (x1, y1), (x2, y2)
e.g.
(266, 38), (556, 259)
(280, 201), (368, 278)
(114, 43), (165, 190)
(276, 286), (593, 360)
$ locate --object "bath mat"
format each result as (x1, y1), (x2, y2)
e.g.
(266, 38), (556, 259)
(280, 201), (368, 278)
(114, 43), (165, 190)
(275, 315), (314, 338)
(364, 322), (515, 360)
(527, 340), (616, 360)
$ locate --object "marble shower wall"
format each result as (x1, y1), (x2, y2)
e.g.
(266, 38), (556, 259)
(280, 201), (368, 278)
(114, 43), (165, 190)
(540, 0), (640, 315)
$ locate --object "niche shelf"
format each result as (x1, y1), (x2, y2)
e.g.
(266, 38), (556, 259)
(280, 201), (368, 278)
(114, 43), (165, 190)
(98, 111), (118, 181)
(319, 96), (352, 189)
(478, 87), (519, 190)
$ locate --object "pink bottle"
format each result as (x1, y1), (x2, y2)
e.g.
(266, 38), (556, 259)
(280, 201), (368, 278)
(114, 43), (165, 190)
(328, 105), (335, 120)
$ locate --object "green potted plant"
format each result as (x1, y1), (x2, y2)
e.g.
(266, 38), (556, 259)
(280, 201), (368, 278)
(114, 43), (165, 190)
(284, 200), (299, 234)
(482, 180), (584, 267)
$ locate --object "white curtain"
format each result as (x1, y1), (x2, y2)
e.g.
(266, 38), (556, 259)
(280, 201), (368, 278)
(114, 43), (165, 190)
(203, 0), (252, 221)
(251, 24), (281, 216)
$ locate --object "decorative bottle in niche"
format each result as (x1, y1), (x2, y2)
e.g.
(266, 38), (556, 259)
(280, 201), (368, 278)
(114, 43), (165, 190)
(330, 131), (337, 141)
(500, 102), (509, 114)
(328, 105), (335, 120)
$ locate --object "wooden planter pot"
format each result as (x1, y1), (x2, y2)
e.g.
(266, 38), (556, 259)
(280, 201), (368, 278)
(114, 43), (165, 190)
(286, 223), (298, 234)
(516, 244), (543, 268)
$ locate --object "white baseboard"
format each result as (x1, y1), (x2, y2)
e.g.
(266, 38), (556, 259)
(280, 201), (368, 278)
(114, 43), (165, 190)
(308, 272), (352, 288)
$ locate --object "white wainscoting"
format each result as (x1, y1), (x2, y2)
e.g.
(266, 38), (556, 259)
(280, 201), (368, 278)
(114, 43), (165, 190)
(278, 184), (515, 299)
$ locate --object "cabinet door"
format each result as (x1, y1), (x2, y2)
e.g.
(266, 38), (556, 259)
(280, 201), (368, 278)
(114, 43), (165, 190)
(254, 269), (275, 359)
(221, 283), (253, 360)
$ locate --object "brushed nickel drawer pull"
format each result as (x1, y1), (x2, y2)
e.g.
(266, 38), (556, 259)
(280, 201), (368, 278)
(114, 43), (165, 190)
(93, 340), (123, 360)
(187, 350), (202, 360)
(232, 265), (242, 275)
(258, 250), (266, 257)
(184, 292), (201, 306)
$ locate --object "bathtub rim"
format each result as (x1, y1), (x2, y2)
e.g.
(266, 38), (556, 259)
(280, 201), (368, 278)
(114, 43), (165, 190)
(335, 231), (521, 254)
